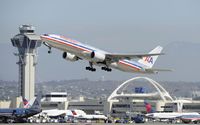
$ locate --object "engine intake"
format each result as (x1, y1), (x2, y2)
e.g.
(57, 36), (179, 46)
(63, 52), (79, 61)
(90, 51), (106, 62)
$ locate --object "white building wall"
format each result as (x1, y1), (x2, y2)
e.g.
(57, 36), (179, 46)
(23, 52), (35, 100)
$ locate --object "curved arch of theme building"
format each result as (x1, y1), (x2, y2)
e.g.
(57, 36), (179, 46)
(107, 77), (174, 102)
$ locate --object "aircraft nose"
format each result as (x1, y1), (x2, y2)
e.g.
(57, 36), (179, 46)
(43, 34), (48, 36)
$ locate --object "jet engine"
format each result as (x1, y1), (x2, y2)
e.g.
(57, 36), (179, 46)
(63, 52), (79, 61)
(90, 51), (106, 62)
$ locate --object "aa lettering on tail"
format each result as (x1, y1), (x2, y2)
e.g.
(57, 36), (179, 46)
(144, 57), (153, 64)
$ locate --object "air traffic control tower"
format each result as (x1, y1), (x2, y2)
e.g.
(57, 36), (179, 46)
(11, 25), (42, 100)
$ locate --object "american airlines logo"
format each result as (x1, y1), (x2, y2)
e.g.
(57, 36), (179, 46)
(144, 57), (153, 64)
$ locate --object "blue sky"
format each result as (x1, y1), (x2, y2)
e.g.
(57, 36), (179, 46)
(0, 0), (200, 82)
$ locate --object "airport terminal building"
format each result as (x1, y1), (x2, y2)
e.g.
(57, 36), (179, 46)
(1, 77), (200, 118)
(33, 77), (200, 118)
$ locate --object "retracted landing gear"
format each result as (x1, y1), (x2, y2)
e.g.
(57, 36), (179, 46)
(86, 62), (96, 72)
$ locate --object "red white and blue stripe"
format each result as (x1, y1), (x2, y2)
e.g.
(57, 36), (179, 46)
(119, 60), (143, 71)
(41, 34), (94, 52)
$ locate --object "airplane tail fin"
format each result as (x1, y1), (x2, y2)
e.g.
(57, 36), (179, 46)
(138, 46), (163, 68)
(30, 93), (42, 109)
(71, 110), (77, 116)
(144, 101), (154, 113)
(71, 109), (87, 117)
(22, 97), (34, 108)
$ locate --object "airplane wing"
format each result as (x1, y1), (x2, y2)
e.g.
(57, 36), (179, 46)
(105, 53), (164, 61)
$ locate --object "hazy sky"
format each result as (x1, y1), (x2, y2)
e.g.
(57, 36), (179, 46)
(0, 0), (200, 82)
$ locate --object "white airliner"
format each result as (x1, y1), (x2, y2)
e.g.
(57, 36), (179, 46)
(38, 109), (73, 118)
(144, 102), (199, 120)
(35, 109), (107, 120)
(41, 34), (168, 73)
(71, 109), (107, 120)
(146, 112), (200, 120)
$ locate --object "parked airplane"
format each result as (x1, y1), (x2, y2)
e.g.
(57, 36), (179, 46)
(41, 109), (66, 117)
(34, 109), (106, 122)
(181, 114), (200, 124)
(41, 34), (169, 73)
(0, 95), (42, 123)
(38, 109), (73, 118)
(71, 109), (107, 120)
(144, 102), (199, 120)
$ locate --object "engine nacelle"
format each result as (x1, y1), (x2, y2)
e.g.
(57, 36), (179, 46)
(90, 51), (106, 62)
(63, 52), (79, 62)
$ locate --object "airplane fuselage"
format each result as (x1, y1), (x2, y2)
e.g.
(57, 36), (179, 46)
(146, 112), (199, 119)
(0, 108), (41, 121)
(41, 34), (156, 73)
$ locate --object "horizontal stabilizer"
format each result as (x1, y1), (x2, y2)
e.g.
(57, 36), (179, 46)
(145, 68), (173, 73)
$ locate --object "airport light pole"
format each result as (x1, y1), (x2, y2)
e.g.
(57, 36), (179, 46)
(11, 25), (42, 100)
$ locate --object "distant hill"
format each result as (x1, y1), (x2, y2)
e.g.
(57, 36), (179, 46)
(0, 79), (200, 100)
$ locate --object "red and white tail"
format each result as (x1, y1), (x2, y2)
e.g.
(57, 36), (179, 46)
(138, 46), (163, 68)
(22, 97), (37, 108)
(23, 98), (30, 108)
(71, 110), (77, 116)
(144, 101), (154, 113)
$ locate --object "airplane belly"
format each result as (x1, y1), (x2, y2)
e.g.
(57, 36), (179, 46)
(45, 39), (94, 62)
(46, 40), (82, 55)
(117, 62), (137, 72)
(110, 62), (133, 72)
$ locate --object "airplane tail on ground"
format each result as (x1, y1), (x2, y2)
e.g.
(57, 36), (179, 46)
(22, 93), (41, 109)
(144, 101), (154, 113)
(71, 110), (77, 116)
(22, 98), (29, 108)
(23, 97), (36, 108)
(138, 46), (163, 68)
(30, 94), (41, 109)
